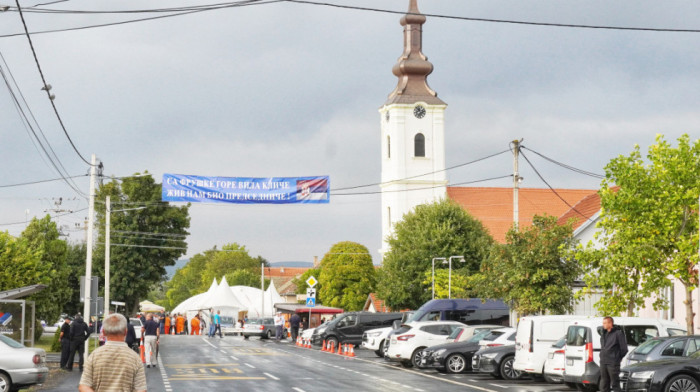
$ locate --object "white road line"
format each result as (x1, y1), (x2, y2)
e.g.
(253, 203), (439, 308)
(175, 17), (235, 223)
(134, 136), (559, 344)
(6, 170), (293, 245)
(264, 372), (280, 380)
(489, 384), (508, 389)
(293, 388), (306, 392)
(157, 353), (171, 392)
(202, 337), (217, 348)
(230, 355), (239, 361)
(220, 349), (227, 354)
(245, 363), (256, 369)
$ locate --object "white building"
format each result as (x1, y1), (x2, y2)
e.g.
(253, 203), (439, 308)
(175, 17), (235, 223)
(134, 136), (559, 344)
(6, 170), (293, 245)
(379, 0), (448, 256)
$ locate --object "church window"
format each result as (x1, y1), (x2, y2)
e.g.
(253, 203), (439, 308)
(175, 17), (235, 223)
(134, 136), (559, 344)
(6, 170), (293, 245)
(387, 136), (391, 158)
(414, 133), (425, 157)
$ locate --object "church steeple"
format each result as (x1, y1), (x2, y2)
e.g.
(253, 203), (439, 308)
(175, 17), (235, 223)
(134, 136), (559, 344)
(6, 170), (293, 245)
(385, 0), (445, 105)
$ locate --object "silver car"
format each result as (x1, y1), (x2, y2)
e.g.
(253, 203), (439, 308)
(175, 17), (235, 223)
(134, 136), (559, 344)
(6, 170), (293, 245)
(242, 318), (286, 340)
(0, 334), (49, 392)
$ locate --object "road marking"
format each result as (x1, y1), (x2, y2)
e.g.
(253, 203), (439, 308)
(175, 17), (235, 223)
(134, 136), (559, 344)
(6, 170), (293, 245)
(220, 349), (227, 354)
(202, 337), (217, 348)
(293, 388), (306, 392)
(244, 363), (256, 369)
(230, 355), (239, 361)
(157, 353), (172, 392)
(264, 372), (280, 380)
(489, 384), (508, 389)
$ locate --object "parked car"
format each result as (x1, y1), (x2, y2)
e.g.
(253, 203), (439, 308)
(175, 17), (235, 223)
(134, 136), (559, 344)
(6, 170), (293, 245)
(313, 312), (403, 347)
(386, 320), (464, 368)
(514, 315), (588, 377)
(242, 317), (286, 340)
(620, 350), (700, 392)
(478, 328), (516, 349)
(0, 334), (49, 391)
(419, 327), (497, 373)
(625, 335), (700, 367)
(129, 318), (143, 339)
(564, 317), (685, 391)
(405, 299), (510, 326)
(542, 336), (566, 383)
(472, 344), (521, 380)
(451, 325), (505, 343)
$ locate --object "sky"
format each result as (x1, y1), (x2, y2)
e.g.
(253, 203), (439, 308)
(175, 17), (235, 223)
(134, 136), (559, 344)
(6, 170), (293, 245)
(0, 0), (698, 265)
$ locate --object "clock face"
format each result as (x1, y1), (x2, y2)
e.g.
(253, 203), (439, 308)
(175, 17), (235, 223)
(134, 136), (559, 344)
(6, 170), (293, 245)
(414, 105), (427, 119)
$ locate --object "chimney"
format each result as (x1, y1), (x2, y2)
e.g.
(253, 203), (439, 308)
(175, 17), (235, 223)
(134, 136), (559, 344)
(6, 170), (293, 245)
(313, 256), (319, 268)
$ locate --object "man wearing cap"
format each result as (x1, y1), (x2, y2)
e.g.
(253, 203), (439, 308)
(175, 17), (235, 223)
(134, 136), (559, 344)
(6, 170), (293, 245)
(67, 313), (90, 371)
(59, 317), (72, 369)
(274, 311), (284, 341)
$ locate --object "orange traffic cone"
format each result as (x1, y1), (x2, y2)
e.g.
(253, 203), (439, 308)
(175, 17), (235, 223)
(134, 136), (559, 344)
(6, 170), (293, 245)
(307, 338), (312, 349)
(139, 339), (145, 364)
(337, 342), (342, 355)
(321, 340), (327, 352)
(296, 337), (301, 347)
(348, 344), (356, 357)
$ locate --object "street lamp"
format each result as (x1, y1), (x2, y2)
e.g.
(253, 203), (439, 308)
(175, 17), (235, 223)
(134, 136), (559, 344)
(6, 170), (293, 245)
(443, 256), (465, 299)
(431, 257), (446, 299)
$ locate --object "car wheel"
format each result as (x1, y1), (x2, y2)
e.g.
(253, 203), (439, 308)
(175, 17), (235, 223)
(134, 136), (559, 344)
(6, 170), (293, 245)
(411, 347), (427, 368)
(445, 353), (467, 374)
(375, 340), (385, 358)
(243, 334), (249, 340)
(499, 356), (521, 381)
(0, 372), (11, 392)
(327, 336), (339, 349)
(382, 342), (389, 358)
(665, 375), (700, 392)
(265, 330), (272, 339)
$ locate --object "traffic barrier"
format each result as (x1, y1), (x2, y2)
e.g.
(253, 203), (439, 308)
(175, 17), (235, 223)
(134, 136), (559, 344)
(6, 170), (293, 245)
(321, 340), (327, 352)
(347, 344), (356, 357)
(139, 339), (145, 363)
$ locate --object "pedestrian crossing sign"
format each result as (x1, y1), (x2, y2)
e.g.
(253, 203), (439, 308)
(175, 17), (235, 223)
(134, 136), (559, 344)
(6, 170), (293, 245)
(306, 297), (316, 307)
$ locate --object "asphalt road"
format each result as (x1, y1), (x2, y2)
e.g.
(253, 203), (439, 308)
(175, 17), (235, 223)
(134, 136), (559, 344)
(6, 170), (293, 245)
(44, 335), (579, 392)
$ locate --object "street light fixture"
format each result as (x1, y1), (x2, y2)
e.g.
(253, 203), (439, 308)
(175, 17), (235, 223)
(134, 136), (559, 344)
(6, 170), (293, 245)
(431, 257), (446, 299)
(443, 256), (466, 299)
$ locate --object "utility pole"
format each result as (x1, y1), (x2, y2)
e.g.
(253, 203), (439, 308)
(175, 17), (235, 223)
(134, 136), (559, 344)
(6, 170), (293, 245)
(104, 195), (110, 315)
(82, 153), (97, 357)
(512, 139), (522, 231)
(261, 263), (265, 317)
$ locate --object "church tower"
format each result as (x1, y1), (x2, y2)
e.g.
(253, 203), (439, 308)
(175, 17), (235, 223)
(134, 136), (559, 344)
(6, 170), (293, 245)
(380, 0), (447, 256)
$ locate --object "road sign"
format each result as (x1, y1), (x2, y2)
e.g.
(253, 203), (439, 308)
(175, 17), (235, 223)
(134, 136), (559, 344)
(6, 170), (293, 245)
(306, 288), (316, 299)
(306, 276), (318, 288)
(306, 297), (316, 307)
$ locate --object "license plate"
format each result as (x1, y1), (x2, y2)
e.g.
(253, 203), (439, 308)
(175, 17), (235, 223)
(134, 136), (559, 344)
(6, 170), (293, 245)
(567, 359), (574, 366)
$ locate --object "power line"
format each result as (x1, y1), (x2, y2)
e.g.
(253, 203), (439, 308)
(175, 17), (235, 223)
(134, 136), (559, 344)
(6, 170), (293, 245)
(284, 0), (700, 33)
(333, 174), (513, 196)
(0, 207), (87, 226)
(17, 0), (268, 14)
(0, 174), (87, 188)
(15, 0), (94, 166)
(111, 230), (188, 238)
(521, 146), (605, 179)
(99, 242), (188, 251)
(519, 149), (593, 222)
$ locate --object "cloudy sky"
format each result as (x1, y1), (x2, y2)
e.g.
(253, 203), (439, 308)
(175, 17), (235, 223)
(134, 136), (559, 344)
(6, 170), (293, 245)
(1, 0), (698, 265)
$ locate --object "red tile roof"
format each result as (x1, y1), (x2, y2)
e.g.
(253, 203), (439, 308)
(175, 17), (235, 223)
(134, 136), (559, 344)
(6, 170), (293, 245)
(364, 293), (390, 313)
(447, 187), (597, 243)
(556, 191), (602, 231)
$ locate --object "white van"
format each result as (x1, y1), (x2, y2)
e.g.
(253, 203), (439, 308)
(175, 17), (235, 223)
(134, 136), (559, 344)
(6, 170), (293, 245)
(514, 315), (588, 376)
(563, 317), (686, 391)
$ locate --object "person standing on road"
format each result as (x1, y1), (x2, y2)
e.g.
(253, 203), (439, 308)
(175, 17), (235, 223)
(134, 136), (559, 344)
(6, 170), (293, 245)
(208, 309), (215, 337)
(211, 310), (222, 338)
(191, 314), (200, 335)
(67, 314), (90, 372)
(274, 311), (284, 341)
(141, 313), (160, 368)
(600, 316), (628, 392)
(159, 312), (165, 334)
(164, 313), (170, 335)
(78, 313), (146, 392)
(59, 317), (72, 369)
(289, 313), (301, 342)
(125, 316), (137, 353)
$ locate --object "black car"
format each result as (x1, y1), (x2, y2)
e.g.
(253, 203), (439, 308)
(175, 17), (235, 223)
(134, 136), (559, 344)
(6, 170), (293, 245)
(312, 312), (403, 347)
(620, 350), (700, 392)
(472, 345), (521, 380)
(625, 336), (700, 367)
(419, 329), (496, 373)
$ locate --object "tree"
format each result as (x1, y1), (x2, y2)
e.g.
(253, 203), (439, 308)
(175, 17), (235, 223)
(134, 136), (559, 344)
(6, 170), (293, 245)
(197, 243), (259, 290)
(293, 267), (321, 295)
(166, 251), (211, 310)
(377, 199), (493, 310)
(22, 216), (71, 324)
(574, 134), (700, 332)
(64, 243), (87, 316)
(421, 268), (469, 299)
(226, 269), (269, 289)
(318, 242), (376, 311)
(0, 231), (41, 293)
(470, 215), (580, 315)
(94, 174), (190, 313)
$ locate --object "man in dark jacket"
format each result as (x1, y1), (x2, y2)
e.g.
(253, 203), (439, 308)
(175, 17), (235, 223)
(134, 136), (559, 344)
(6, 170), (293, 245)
(125, 317), (138, 353)
(289, 313), (301, 342)
(59, 317), (72, 369)
(66, 314), (90, 371)
(600, 317), (628, 392)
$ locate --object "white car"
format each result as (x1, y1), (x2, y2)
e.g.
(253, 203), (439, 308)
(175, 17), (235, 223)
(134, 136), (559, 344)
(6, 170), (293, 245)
(478, 327), (516, 348)
(543, 336), (566, 383)
(451, 325), (505, 343)
(386, 321), (464, 367)
(362, 327), (392, 357)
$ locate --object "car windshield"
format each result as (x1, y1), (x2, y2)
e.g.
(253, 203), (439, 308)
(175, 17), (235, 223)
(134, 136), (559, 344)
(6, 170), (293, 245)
(448, 327), (465, 340)
(633, 338), (665, 355)
(0, 334), (24, 348)
(466, 329), (493, 343)
(481, 331), (504, 342)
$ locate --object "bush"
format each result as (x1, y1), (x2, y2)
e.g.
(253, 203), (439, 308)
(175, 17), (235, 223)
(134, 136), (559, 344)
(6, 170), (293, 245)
(50, 326), (62, 352)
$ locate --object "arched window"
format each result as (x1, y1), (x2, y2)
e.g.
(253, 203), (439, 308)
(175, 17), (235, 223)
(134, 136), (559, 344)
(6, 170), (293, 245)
(414, 133), (425, 157)
(387, 135), (391, 158)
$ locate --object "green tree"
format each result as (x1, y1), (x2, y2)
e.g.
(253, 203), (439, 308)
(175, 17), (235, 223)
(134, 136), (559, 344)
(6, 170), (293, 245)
(293, 267), (321, 295)
(166, 251), (210, 310)
(421, 268), (469, 300)
(21, 216), (71, 324)
(226, 269), (269, 289)
(198, 243), (258, 291)
(64, 243), (87, 316)
(471, 215), (580, 315)
(0, 231), (42, 295)
(318, 242), (376, 311)
(574, 134), (700, 332)
(377, 199), (493, 310)
(94, 174), (190, 313)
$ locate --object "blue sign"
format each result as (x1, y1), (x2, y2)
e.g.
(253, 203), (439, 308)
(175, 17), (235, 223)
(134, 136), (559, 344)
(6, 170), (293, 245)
(306, 298), (316, 308)
(162, 174), (330, 204)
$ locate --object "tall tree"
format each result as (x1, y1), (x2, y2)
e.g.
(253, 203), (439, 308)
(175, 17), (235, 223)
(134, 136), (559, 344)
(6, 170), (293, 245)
(197, 243), (258, 291)
(64, 243), (87, 316)
(318, 242), (376, 311)
(471, 215), (580, 315)
(293, 267), (321, 296)
(94, 173), (190, 312)
(22, 216), (71, 324)
(377, 199), (493, 310)
(575, 134), (700, 332)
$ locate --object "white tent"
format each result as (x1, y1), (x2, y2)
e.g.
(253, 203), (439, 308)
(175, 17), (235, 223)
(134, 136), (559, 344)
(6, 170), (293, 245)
(200, 277), (246, 316)
(171, 278), (218, 314)
(139, 300), (165, 313)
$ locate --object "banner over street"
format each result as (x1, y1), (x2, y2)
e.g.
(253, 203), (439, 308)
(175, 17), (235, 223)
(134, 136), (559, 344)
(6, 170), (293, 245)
(162, 174), (330, 204)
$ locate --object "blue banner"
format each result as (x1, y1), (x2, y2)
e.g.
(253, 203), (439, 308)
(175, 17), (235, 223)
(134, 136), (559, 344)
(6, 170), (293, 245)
(162, 174), (330, 204)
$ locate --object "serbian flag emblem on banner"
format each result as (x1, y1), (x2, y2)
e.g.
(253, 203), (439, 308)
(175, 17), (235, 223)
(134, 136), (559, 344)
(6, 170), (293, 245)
(297, 178), (329, 202)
